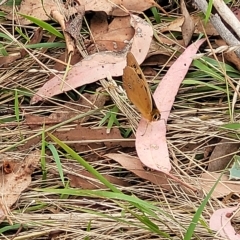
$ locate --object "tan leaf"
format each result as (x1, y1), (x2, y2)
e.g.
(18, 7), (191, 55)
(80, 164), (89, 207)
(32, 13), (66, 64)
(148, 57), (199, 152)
(200, 172), (240, 198)
(0, 150), (40, 223)
(105, 153), (172, 190)
(207, 138), (240, 172)
(180, 0), (195, 46)
(68, 170), (130, 189)
(161, 15), (218, 36)
(91, 15), (134, 51)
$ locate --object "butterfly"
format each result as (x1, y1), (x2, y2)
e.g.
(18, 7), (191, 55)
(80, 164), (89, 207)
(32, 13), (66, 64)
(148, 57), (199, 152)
(122, 52), (160, 122)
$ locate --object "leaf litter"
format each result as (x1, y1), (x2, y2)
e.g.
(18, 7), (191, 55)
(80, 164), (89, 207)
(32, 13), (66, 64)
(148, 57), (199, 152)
(1, 0), (240, 239)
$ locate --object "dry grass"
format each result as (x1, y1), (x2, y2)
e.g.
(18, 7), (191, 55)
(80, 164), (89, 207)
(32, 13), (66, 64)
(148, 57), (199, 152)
(1, 2), (240, 240)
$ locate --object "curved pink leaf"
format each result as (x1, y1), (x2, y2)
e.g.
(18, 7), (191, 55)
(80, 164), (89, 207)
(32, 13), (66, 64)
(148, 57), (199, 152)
(136, 39), (206, 172)
(31, 14), (153, 104)
(210, 206), (240, 239)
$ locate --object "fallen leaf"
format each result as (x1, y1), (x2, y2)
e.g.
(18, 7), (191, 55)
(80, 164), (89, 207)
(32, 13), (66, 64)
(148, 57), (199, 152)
(51, 10), (75, 55)
(135, 39), (206, 172)
(68, 170), (130, 189)
(142, 66), (157, 76)
(200, 172), (240, 198)
(210, 205), (240, 239)
(91, 14), (134, 51)
(20, 27), (43, 58)
(17, 0), (57, 25)
(52, 51), (83, 73)
(0, 54), (21, 67)
(160, 15), (218, 36)
(19, 125), (135, 152)
(207, 138), (240, 172)
(65, 5), (85, 41)
(7, 0), (164, 25)
(81, 0), (162, 16)
(105, 153), (172, 191)
(143, 53), (174, 67)
(0, 150), (40, 223)
(26, 92), (109, 129)
(90, 12), (108, 36)
(180, 0), (195, 46)
(53, 125), (135, 150)
(31, 14), (153, 104)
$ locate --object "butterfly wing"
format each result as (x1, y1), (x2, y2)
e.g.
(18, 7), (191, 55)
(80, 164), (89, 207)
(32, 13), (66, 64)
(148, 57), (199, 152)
(123, 66), (153, 121)
(123, 52), (160, 121)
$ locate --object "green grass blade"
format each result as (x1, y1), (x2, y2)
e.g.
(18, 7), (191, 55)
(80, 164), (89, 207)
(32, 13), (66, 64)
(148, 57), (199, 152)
(14, 90), (20, 123)
(25, 42), (66, 49)
(183, 172), (224, 239)
(15, 26), (29, 41)
(0, 43), (8, 56)
(183, 79), (227, 93)
(47, 133), (121, 193)
(47, 143), (65, 186)
(18, 14), (64, 38)
(192, 60), (224, 82)
(41, 127), (47, 180)
(151, 7), (161, 23)
(205, 0), (213, 24)
(0, 224), (26, 234)
(220, 123), (240, 130)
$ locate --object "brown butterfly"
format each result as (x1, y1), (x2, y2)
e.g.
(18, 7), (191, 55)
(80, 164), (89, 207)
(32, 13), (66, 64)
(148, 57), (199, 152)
(123, 52), (160, 121)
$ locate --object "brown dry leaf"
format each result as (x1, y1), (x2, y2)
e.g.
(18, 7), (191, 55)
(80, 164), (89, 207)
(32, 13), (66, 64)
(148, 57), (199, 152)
(142, 67), (157, 76)
(68, 170), (130, 189)
(143, 54), (174, 67)
(17, 0), (57, 25)
(215, 39), (240, 71)
(150, 36), (184, 47)
(0, 150), (40, 223)
(26, 92), (109, 129)
(180, 0), (195, 46)
(90, 12), (108, 36)
(0, 53), (21, 67)
(3, 0), (165, 25)
(31, 14), (153, 104)
(161, 15), (218, 36)
(53, 125), (135, 151)
(20, 27), (43, 58)
(0, 27), (43, 67)
(200, 172), (240, 198)
(208, 138), (240, 172)
(91, 14), (134, 51)
(145, 39), (183, 67)
(20, 125), (135, 152)
(65, 5), (85, 41)
(7, 0), (79, 25)
(52, 51), (82, 73)
(81, 0), (162, 16)
(48, 230), (66, 239)
(51, 10), (75, 54)
(105, 153), (172, 191)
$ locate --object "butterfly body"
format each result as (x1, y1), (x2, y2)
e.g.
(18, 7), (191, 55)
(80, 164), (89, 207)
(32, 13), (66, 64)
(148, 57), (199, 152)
(123, 52), (160, 122)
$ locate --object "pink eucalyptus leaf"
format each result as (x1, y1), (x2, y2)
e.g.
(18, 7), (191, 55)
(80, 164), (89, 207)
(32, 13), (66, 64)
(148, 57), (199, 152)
(210, 206), (240, 239)
(31, 14), (153, 104)
(136, 39), (206, 172)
